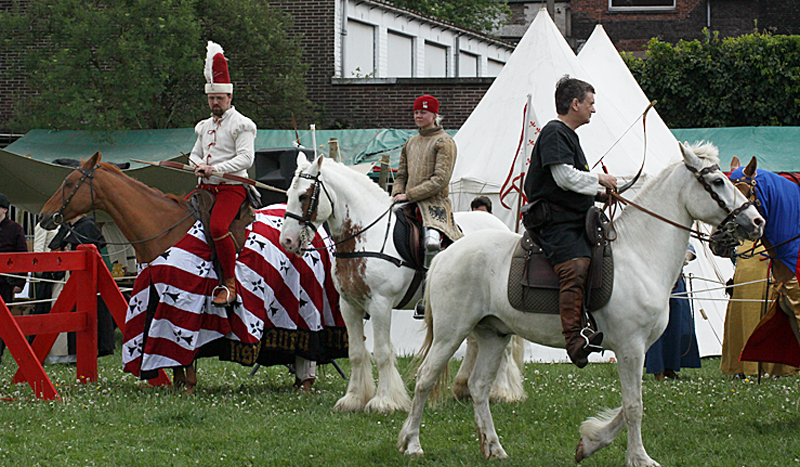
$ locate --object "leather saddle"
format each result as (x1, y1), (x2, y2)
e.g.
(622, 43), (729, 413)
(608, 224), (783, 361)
(188, 189), (257, 256)
(392, 204), (425, 270)
(508, 207), (614, 313)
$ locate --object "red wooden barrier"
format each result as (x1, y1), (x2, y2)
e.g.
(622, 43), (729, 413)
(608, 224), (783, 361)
(0, 245), (170, 401)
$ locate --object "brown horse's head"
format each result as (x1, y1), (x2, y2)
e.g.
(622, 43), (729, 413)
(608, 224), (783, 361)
(39, 152), (105, 230)
(730, 156), (758, 200)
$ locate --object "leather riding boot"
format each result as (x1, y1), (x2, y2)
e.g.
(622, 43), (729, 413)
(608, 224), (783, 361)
(553, 258), (603, 368)
(212, 277), (237, 306)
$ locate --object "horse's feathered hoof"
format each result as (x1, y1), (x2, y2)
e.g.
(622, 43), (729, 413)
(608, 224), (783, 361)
(575, 439), (586, 463)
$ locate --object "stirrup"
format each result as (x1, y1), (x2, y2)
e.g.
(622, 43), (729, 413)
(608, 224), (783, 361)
(212, 284), (235, 306)
(413, 300), (425, 320)
(579, 327), (604, 353)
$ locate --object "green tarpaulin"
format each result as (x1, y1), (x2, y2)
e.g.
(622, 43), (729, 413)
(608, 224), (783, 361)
(2, 126), (798, 215)
(671, 127), (800, 172)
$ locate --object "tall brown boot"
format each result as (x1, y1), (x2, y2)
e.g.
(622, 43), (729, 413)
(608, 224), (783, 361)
(553, 258), (603, 368)
(212, 277), (237, 306)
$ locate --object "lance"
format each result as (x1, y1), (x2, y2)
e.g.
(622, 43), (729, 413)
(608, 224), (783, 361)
(131, 159), (287, 194)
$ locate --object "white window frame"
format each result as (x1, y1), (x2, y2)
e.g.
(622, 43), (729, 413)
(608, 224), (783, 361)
(608, 0), (676, 12)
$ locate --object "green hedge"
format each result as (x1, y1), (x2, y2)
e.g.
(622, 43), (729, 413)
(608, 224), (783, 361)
(624, 30), (800, 128)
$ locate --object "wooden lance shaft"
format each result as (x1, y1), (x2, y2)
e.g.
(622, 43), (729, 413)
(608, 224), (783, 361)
(131, 159), (287, 194)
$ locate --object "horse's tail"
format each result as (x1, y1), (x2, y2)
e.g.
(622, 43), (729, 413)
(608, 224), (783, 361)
(411, 254), (450, 404)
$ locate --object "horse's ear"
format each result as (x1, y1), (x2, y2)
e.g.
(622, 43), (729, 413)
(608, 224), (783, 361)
(744, 156), (757, 177)
(83, 152), (102, 169)
(679, 141), (701, 168)
(730, 156), (740, 171)
(314, 155), (324, 170)
(296, 152), (308, 170)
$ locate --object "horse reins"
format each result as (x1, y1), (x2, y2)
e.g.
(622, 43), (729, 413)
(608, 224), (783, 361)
(283, 170), (422, 269)
(606, 162), (754, 248)
(51, 163), (195, 247)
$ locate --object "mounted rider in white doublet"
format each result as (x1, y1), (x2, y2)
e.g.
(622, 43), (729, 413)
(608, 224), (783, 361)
(188, 41), (257, 307)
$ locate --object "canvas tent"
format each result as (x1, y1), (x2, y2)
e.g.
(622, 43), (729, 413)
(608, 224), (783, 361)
(445, 9), (732, 362)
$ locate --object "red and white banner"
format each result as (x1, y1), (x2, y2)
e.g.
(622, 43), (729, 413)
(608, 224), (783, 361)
(122, 205), (345, 377)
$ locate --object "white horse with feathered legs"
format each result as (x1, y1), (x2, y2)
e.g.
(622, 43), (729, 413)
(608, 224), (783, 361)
(279, 154), (521, 413)
(398, 142), (764, 466)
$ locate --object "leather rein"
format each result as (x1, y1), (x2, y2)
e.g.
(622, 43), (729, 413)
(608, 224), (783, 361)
(283, 171), (422, 270)
(607, 162), (753, 251)
(51, 164), (194, 247)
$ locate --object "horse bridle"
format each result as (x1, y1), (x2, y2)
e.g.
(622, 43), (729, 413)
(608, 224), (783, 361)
(729, 170), (800, 260)
(610, 162), (753, 257)
(52, 164), (100, 226)
(284, 170), (413, 262)
(687, 163), (755, 257)
(51, 164), (194, 247)
(283, 171), (337, 247)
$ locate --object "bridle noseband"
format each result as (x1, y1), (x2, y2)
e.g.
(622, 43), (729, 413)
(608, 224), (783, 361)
(284, 171), (336, 246)
(52, 164), (99, 226)
(687, 163), (754, 257)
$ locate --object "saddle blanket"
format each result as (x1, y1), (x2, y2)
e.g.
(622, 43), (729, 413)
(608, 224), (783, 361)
(122, 205), (347, 378)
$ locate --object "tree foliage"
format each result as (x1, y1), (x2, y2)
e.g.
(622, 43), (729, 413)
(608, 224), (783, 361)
(386, 0), (509, 34)
(624, 30), (800, 128)
(0, 0), (310, 132)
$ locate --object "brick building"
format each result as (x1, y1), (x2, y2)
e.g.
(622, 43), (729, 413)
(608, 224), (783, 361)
(495, 1), (800, 52)
(269, 0), (514, 130)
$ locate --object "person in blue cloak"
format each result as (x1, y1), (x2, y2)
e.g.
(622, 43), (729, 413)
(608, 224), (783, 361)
(645, 244), (702, 380)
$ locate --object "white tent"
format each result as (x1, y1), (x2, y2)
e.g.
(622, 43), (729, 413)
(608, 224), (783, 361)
(438, 8), (731, 361)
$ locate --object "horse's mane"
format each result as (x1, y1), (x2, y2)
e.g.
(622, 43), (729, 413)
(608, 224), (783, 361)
(615, 141), (722, 226)
(316, 158), (393, 200)
(98, 162), (187, 205)
(684, 140), (720, 163)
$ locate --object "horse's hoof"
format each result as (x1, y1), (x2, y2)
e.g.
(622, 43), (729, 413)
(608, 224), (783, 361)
(185, 385), (196, 396)
(333, 395), (366, 413)
(365, 396), (411, 414)
(452, 384), (471, 401)
(575, 438), (586, 463)
(293, 377), (315, 392)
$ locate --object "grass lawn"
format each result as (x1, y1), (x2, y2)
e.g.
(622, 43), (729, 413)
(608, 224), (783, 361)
(0, 337), (798, 467)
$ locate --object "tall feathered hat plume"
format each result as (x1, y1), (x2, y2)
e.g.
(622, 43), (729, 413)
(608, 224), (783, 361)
(204, 41), (233, 94)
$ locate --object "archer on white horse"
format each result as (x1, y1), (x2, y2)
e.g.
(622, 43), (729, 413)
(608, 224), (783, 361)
(279, 154), (521, 413)
(398, 142), (764, 466)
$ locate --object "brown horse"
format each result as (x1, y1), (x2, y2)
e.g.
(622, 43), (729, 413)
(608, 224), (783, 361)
(39, 152), (202, 391)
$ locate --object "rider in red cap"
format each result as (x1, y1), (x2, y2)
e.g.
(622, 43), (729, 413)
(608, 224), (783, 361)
(392, 95), (462, 318)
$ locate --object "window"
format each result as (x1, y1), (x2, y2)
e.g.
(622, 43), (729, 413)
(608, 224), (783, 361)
(388, 31), (413, 77)
(459, 52), (479, 78)
(487, 58), (504, 77)
(345, 20), (375, 78)
(609, 0), (675, 11)
(425, 42), (448, 77)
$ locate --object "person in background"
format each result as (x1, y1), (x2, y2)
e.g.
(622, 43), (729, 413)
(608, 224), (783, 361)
(48, 214), (115, 357)
(470, 196), (493, 213)
(0, 192), (28, 364)
(645, 244), (702, 380)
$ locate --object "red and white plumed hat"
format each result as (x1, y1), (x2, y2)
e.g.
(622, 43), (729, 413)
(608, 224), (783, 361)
(204, 41), (233, 94)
